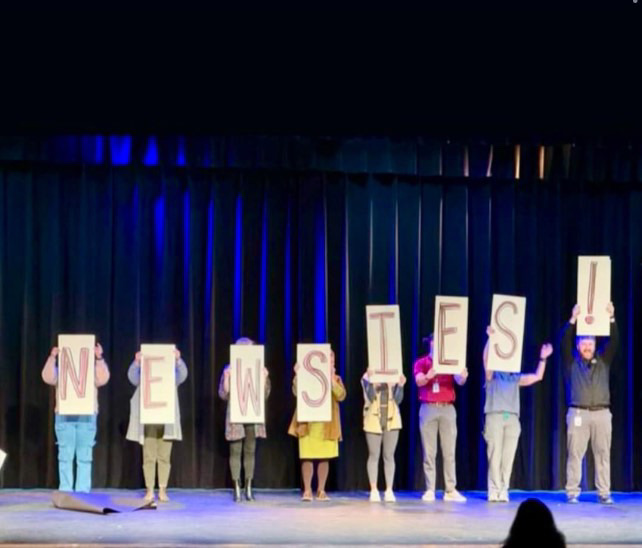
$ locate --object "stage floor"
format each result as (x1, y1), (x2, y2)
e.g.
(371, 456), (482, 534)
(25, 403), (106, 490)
(1, 489), (641, 547)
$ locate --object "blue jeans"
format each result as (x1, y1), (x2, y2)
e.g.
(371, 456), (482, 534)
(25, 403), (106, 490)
(54, 414), (97, 492)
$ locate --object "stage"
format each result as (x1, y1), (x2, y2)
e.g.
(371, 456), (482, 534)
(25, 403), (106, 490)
(0, 489), (640, 547)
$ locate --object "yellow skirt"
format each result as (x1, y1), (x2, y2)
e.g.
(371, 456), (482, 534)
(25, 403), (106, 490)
(298, 421), (339, 459)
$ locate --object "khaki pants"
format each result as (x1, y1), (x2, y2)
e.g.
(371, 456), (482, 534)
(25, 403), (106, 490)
(419, 403), (457, 492)
(143, 425), (173, 489)
(484, 412), (521, 497)
(566, 407), (612, 497)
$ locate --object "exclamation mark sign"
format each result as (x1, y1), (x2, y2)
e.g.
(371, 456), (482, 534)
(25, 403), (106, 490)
(585, 261), (597, 324)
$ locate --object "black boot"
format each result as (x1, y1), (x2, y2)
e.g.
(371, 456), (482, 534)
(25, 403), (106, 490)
(245, 479), (255, 501)
(233, 480), (242, 502)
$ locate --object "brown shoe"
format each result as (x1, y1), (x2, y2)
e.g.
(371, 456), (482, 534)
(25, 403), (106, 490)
(158, 487), (170, 502)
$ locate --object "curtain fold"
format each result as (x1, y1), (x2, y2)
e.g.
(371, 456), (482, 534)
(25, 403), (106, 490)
(0, 163), (640, 492)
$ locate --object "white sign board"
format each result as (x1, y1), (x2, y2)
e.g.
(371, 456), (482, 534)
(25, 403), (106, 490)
(577, 256), (611, 336)
(366, 305), (403, 383)
(432, 296), (468, 375)
(296, 344), (332, 422)
(229, 345), (265, 424)
(487, 295), (526, 373)
(0, 449), (6, 472)
(57, 334), (96, 415)
(140, 344), (176, 425)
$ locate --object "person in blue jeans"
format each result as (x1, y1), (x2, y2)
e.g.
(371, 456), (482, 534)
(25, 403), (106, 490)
(42, 343), (110, 492)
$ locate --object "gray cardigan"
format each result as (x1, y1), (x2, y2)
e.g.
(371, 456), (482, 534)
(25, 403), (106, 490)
(126, 358), (188, 445)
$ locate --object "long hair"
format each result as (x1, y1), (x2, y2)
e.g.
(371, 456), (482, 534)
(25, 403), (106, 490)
(503, 498), (565, 548)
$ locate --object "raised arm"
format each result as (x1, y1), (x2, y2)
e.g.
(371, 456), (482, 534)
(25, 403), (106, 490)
(332, 375), (347, 402)
(483, 326), (493, 382)
(94, 344), (110, 387)
(601, 302), (619, 365)
(128, 353), (142, 386)
(175, 356), (188, 386)
(41, 347), (59, 385)
(414, 359), (436, 387)
(520, 343), (552, 386)
(562, 304), (579, 367)
(392, 373), (406, 405)
(361, 372), (376, 403)
(218, 365), (230, 400)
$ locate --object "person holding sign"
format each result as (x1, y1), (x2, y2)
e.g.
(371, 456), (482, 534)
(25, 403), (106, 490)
(483, 326), (552, 502)
(361, 369), (406, 502)
(414, 334), (468, 502)
(562, 302), (618, 504)
(218, 337), (271, 502)
(288, 350), (346, 502)
(126, 348), (188, 503)
(41, 342), (110, 492)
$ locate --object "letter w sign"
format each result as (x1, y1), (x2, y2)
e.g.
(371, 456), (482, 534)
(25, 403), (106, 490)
(230, 345), (265, 424)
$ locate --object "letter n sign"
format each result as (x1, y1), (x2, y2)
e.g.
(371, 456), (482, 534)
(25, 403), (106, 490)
(58, 334), (95, 415)
(230, 345), (265, 424)
(366, 305), (403, 384)
(487, 295), (526, 373)
(432, 296), (468, 375)
(140, 344), (176, 425)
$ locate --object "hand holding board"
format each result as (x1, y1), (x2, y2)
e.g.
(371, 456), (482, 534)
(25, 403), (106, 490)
(229, 344), (265, 424)
(432, 296), (468, 375)
(296, 344), (332, 422)
(140, 344), (176, 425)
(577, 256), (611, 336)
(366, 305), (403, 383)
(487, 295), (526, 373)
(58, 334), (96, 415)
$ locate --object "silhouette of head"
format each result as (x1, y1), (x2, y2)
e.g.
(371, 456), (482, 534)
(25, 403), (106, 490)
(503, 498), (565, 548)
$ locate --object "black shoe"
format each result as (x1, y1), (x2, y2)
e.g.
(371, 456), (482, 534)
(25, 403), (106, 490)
(233, 480), (242, 502)
(245, 479), (255, 501)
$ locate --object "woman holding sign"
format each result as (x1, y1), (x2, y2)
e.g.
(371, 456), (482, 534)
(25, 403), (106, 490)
(41, 341), (110, 493)
(126, 348), (188, 503)
(218, 337), (271, 503)
(361, 369), (406, 502)
(483, 326), (552, 502)
(288, 350), (346, 502)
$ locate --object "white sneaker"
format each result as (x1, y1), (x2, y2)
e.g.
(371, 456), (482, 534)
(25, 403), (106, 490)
(422, 490), (436, 502)
(487, 492), (499, 502)
(498, 490), (509, 502)
(369, 489), (381, 502)
(384, 490), (396, 502)
(444, 489), (467, 502)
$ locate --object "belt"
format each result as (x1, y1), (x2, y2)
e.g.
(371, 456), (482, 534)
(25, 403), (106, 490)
(571, 405), (609, 411)
(422, 402), (453, 407)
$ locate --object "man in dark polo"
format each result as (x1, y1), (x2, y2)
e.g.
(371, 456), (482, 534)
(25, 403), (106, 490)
(562, 301), (618, 504)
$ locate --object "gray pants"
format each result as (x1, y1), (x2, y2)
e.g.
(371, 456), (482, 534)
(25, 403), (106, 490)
(365, 430), (400, 489)
(566, 407), (612, 497)
(419, 403), (457, 492)
(229, 425), (256, 481)
(484, 412), (521, 496)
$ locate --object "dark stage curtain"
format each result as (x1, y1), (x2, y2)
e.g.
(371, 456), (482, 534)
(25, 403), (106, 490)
(1, 144), (642, 493)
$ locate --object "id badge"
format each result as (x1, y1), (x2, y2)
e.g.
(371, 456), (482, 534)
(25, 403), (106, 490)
(432, 382), (440, 394)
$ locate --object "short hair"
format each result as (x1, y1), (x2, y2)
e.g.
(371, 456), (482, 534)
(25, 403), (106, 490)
(422, 333), (434, 351)
(576, 335), (596, 344)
